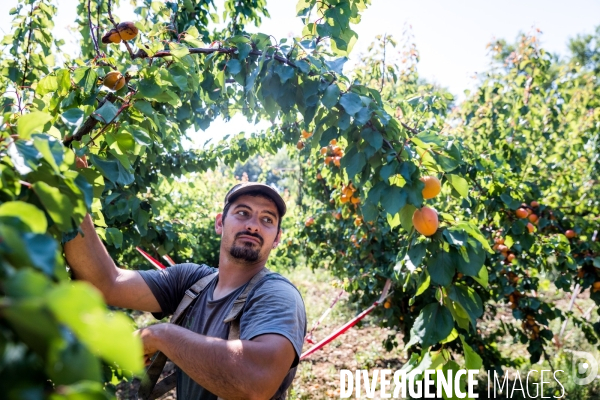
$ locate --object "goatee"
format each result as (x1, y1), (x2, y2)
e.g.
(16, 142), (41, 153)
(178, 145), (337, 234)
(230, 243), (260, 262)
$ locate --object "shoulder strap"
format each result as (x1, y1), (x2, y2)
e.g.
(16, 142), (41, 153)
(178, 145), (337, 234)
(224, 267), (271, 340)
(139, 270), (219, 400)
(216, 268), (271, 400)
(171, 271), (219, 324)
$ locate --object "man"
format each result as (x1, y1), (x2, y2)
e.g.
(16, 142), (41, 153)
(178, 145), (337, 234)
(64, 182), (307, 400)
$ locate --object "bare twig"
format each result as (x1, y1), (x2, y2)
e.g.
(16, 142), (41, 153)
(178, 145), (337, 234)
(559, 283), (580, 338)
(380, 33), (387, 92)
(400, 121), (419, 136)
(87, 0), (102, 58)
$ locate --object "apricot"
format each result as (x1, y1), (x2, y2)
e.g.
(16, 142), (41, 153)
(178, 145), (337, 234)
(103, 71), (126, 90)
(304, 217), (315, 227)
(302, 129), (312, 139)
(101, 21), (138, 44)
(320, 147), (328, 155)
(507, 254), (515, 262)
(530, 201), (539, 207)
(565, 230), (577, 239)
(412, 206), (439, 236)
(420, 176), (441, 199)
(384, 300), (392, 309)
(528, 214), (538, 223)
(296, 140), (305, 150)
(527, 223), (535, 233)
(515, 208), (529, 219)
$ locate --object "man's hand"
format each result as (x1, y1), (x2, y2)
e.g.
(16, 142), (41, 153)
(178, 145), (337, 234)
(135, 324), (164, 366)
(142, 324), (295, 399)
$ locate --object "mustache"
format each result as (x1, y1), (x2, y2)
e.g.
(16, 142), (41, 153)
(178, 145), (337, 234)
(235, 231), (264, 245)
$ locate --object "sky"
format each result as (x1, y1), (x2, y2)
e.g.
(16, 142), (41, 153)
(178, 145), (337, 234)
(2, 0), (600, 145)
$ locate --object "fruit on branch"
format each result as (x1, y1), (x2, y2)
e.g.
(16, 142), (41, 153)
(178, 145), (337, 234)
(302, 130), (312, 139)
(419, 176), (441, 199)
(384, 300), (392, 309)
(412, 206), (439, 236)
(507, 253), (515, 262)
(565, 229), (577, 239)
(527, 222), (535, 233)
(296, 140), (305, 150)
(101, 21), (139, 44)
(103, 71), (126, 91)
(593, 281), (600, 293)
(304, 217), (315, 227)
(530, 201), (539, 208)
(515, 208), (529, 219)
(528, 213), (538, 223)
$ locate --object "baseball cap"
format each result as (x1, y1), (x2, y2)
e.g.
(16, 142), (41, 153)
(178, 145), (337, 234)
(224, 182), (287, 218)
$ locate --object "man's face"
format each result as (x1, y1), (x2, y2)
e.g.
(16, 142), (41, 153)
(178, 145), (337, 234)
(215, 194), (281, 264)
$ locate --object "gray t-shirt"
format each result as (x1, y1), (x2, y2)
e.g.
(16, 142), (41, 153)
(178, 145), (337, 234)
(139, 263), (306, 400)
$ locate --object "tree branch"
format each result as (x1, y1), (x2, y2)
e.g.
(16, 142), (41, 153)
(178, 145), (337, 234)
(63, 93), (117, 146)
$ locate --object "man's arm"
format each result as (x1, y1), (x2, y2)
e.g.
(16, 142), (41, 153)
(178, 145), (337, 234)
(64, 214), (161, 313)
(138, 324), (296, 400)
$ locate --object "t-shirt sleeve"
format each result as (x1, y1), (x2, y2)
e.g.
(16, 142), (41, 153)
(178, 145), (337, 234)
(138, 263), (216, 319)
(239, 278), (307, 367)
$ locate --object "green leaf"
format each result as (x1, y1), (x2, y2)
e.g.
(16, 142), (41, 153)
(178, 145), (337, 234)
(226, 59), (242, 75)
(169, 42), (190, 58)
(0, 201), (47, 234)
(46, 282), (143, 373)
(446, 174), (469, 198)
(36, 75), (58, 95)
(428, 249), (456, 286)
(339, 92), (363, 115)
(472, 264), (489, 289)
(105, 227), (123, 249)
(73, 67), (98, 94)
(407, 303), (454, 348)
(92, 102), (119, 124)
(33, 181), (73, 231)
(399, 204), (416, 232)
(443, 229), (468, 247)
(415, 270), (430, 296)
(453, 241), (486, 277)
(61, 108), (84, 127)
(324, 57), (348, 74)
(443, 296), (470, 331)
(380, 185), (407, 215)
(460, 335), (483, 371)
(405, 242), (427, 272)
(447, 283), (483, 329)
(115, 133), (135, 153)
(17, 111), (53, 139)
(321, 84), (340, 109)
(454, 222), (493, 253)
(434, 143), (461, 172)
(342, 149), (366, 179)
(362, 129), (382, 150)
(89, 154), (134, 186)
(440, 328), (458, 344)
(127, 127), (151, 146)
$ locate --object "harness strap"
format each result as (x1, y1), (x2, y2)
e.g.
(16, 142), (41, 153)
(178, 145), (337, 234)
(144, 268), (272, 400)
(139, 271), (218, 400)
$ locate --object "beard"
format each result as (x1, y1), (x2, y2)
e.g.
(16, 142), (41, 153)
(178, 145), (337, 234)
(229, 232), (263, 262)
